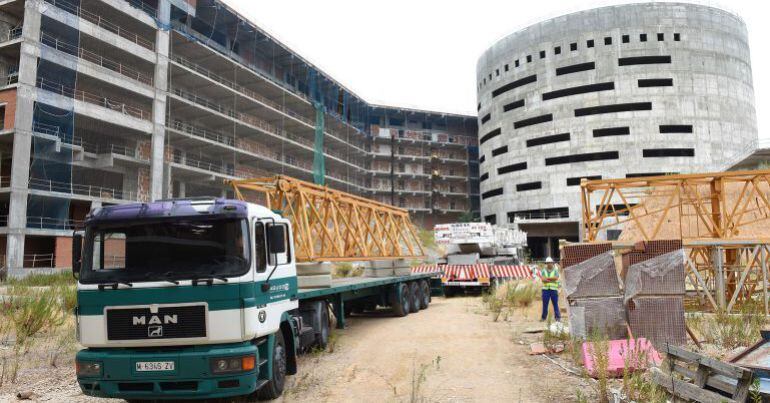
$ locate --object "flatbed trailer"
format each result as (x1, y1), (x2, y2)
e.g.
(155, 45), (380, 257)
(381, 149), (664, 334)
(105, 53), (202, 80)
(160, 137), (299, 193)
(298, 273), (436, 329)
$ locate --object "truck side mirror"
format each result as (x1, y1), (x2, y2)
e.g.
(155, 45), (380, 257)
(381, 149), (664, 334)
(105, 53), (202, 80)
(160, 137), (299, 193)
(72, 233), (83, 277)
(267, 225), (286, 254)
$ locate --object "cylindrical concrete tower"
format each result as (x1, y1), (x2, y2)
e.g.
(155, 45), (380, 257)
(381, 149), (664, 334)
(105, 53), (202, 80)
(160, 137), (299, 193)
(476, 2), (757, 257)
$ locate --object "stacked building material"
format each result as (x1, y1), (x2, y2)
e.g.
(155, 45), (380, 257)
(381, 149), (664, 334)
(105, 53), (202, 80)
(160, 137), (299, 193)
(561, 242), (613, 268)
(623, 247), (687, 349)
(564, 251), (627, 339)
(620, 240), (683, 279)
(364, 260), (411, 277)
(297, 262), (333, 288)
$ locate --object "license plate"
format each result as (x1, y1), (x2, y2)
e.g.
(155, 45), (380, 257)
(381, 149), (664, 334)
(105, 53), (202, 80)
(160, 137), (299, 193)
(135, 361), (175, 372)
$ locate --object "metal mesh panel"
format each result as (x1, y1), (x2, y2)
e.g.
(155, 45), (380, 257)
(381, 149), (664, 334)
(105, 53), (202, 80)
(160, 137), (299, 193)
(624, 250), (685, 302)
(563, 251), (621, 300)
(568, 296), (627, 340)
(562, 242), (612, 268)
(626, 296), (687, 349)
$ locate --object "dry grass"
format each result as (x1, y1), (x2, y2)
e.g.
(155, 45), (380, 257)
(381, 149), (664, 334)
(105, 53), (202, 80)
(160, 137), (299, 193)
(332, 263), (364, 278)
(687, 301), (768, 355)
(481, 280), (540, 322)
(0, 284), (77, 387)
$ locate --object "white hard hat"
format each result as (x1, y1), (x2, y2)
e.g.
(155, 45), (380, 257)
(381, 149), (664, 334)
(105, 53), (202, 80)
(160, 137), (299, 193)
(545, 257), (555, 263)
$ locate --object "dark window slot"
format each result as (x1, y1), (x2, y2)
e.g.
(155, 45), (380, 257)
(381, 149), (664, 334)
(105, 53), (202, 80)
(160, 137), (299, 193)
(542, 82), (614, 101)
(555, 61), (595, 76)
(492, 146), (508, 157)
(638, 78), (673, 87)
(480, 113), (491, 124)
(508, 207), (569, 221)
(514, 114), (552, 129)
(491, 74), (537, 98)
(604, 37), (612, 45)
(481, 188), (504, 199)
(484, 214), (496, 225)
(477, 102), (481, 111)
(503, 99), (525, 112)
(497, 162), (527, 174)
(575, 102), (652, 116)
(516, 182), (542, 192)
(659, 125), (693, 133)
(540, 50), (546, 59)
(618, 55), (672, 66)
(526, 55), (532, 63)
(567, 176), (602, 186)
(480, 172), (489, 182)
(643, 148), (694, 158)
(545, 151), (619, 166)
(593, 127), (630, 137)
(480, 128), (501, 144)
(526, 132), (570, 147)
(570, 43), (577, 51)
(479, 155), (485, 163)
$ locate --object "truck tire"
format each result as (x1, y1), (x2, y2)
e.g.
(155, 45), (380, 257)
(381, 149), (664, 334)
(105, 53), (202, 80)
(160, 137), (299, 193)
(390, 283), (410, 317)
(256, 331), (287, 400)
(315, 302), (330, 349)
(409, 282), (421, 313)
(419, 280), (430, 309)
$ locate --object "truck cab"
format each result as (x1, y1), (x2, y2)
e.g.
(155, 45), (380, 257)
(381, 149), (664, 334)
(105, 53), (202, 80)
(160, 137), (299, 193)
(73, 198), (300, 400)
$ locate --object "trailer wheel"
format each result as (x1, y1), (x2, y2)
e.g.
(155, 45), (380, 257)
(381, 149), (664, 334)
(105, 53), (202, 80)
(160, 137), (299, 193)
(390, 283), (410, 317)
(256, 331), (287, 400)
(419, 280), (430, 309)
(409, 282), (421, 313)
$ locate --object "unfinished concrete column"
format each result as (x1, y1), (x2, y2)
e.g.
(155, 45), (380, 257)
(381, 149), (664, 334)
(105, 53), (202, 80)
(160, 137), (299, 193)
(5, 0), (42, 275)
(149, 0), (171, 201)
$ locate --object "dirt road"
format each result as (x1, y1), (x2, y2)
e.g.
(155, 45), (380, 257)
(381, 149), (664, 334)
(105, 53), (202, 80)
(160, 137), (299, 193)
(0, 296), (592, 402)
(282, 296), (592, 402)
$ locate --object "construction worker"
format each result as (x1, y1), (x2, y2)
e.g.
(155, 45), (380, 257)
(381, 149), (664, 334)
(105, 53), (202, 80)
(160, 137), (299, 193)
(540, 256), (561, 322)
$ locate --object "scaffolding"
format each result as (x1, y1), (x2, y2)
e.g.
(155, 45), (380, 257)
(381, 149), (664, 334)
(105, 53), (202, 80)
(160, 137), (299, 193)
(581, 170), (770, 313)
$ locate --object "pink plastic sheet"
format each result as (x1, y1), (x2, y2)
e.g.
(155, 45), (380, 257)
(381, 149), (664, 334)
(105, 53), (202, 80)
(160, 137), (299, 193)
(582, 338), (662, 378)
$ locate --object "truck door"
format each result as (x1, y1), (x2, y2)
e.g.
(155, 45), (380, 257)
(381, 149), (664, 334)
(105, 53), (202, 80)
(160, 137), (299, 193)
(249, 219), (298, 338)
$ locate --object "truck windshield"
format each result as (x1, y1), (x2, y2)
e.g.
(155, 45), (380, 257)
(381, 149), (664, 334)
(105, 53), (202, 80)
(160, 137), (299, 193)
(79, 217), (251, 284)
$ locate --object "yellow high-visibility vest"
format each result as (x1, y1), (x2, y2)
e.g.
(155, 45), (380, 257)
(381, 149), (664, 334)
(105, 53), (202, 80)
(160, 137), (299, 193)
(541, 267), (560, 290)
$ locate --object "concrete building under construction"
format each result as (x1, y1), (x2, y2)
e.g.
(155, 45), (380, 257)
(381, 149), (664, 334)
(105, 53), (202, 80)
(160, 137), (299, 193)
(0, 0), (479, 275)
(476, 3), (757, 259)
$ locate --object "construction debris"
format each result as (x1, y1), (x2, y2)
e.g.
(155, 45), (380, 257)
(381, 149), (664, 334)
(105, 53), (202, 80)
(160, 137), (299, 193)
(652, 344), (753, 403)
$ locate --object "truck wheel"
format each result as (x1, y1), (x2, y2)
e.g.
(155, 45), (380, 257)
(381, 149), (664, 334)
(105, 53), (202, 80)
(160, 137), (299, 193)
(409, 282), (421, 313)
(390, 283), (410, 317)
(419, 280), (430, 309)
(256, 331), (287, 400)
(315, 302), (330, 349)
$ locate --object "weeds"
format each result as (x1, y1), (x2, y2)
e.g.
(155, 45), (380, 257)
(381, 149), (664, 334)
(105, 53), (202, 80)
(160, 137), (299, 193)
(687, 301), (767, 352)
(481, 280), (539, 321)
(8, 287), (66, 347)
(584, 332), (610, 403)
(409, 356), (442, 403)
(3, 271), (74, 287)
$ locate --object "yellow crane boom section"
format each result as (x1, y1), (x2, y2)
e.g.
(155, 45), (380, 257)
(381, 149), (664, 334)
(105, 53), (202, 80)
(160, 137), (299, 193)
(228, 175), (425, 262)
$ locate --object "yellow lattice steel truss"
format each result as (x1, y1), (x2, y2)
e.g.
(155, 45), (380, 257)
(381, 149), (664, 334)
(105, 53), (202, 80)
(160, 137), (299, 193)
(228, 175), (425, 262)
(581, 169), (770, 242)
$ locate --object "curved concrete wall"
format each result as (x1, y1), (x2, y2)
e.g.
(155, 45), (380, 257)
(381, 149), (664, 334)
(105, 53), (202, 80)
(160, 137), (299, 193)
(476, 2), (757, 229)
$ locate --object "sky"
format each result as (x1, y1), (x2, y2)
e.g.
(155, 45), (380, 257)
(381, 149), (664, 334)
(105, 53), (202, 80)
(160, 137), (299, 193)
(225, 0), (767, 136)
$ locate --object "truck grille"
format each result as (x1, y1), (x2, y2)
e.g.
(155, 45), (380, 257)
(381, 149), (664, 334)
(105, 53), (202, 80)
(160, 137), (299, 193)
(106, 305), (207, 341)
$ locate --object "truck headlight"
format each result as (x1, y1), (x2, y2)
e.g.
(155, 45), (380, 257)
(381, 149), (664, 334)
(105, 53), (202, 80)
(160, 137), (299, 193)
(76, 360), (103, 377)
(210, 355), (256, 374)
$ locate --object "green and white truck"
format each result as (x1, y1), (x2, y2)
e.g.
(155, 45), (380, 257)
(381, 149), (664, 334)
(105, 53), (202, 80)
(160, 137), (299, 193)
(72, 198), (433, 400)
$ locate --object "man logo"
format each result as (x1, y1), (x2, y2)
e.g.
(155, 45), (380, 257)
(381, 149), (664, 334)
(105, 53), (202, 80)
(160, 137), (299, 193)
(132, 315), (178, 325)
(148, 325), (163, 338)
(258, 310), (266, 323)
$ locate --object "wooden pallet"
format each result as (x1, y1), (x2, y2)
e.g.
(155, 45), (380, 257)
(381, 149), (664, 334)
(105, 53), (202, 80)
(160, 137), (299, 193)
(651, 345), (753, 403)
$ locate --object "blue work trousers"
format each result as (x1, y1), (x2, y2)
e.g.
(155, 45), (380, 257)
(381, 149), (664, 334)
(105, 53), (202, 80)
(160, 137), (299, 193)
(541, 289), (560, 321)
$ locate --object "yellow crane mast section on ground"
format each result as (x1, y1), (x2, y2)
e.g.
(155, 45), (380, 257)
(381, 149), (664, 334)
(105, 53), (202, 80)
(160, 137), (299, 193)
(228, 175), (425, 262)
(581, 169), (770, 242)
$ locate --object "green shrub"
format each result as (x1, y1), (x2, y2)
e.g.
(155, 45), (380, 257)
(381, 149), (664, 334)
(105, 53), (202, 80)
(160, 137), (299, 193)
(4, 271), (74, 287)
(8, 287), (66, 346)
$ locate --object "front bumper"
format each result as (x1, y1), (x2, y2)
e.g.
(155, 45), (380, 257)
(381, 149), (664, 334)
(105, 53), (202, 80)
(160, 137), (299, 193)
(77, 341), (258, 400)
